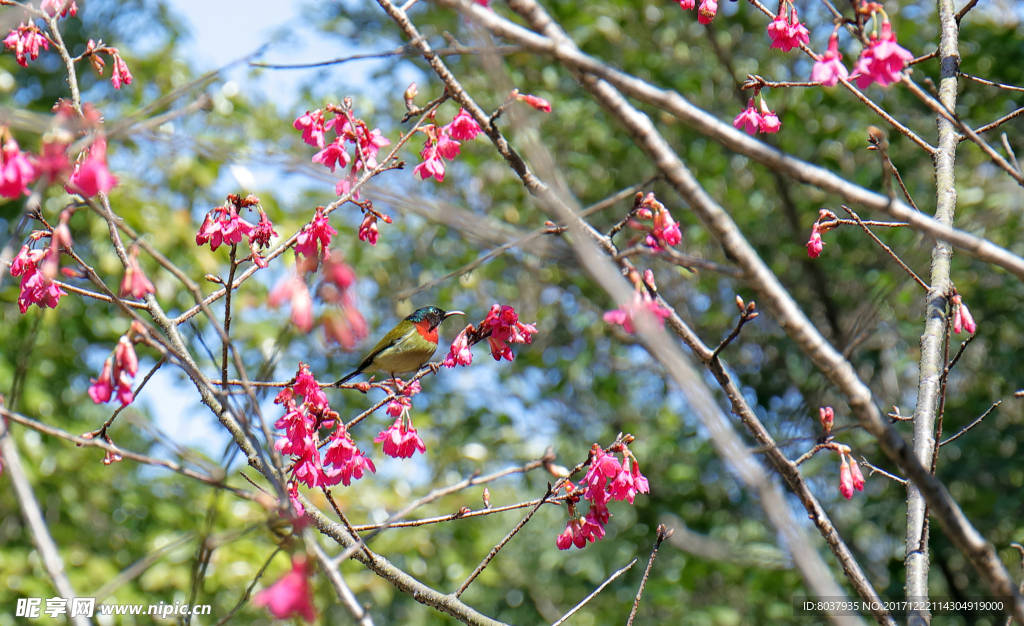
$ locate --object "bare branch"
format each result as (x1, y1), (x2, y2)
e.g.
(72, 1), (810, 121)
(550, 559), (637, 626)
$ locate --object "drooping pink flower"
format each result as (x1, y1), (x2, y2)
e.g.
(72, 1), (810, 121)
(0, 138), (37, 198)
(293, 362), (328, 414)
(195, 204), (254, 251)
(443, 325), (474, 368)
(312, 138), (351, 173)
(806, 223), (824, 257)
(767, 8), (810, 52)
(697, 0), (717, 24)
(811, 32), (849, 87)
(65, 138), (118, 198)
(480, 304), (538, 361)
(609, 455), (650, 504)
(516, 93), (552, 112)
(114, 336), (138, 377)
(357, 213), (379, 245)
(286, 482), (305, 518)
(341, 122), (390, 170)
(115, 370), (134, 406)
(850, 458), (865, 493)
(435, 129), (461, 160)
(447, 108), (482, 141)
(119, 253), (155, 300)
(839, 454), (854, 500)
(556, 518), (587, 550)
(293, 109), (335, 149)
(267, 273), (315, 333)
(10, 244), (66, 313)
(580, 501), (609, 543)
(733, 99), (763, 135)
(951, 294), (977, 335)
(109, 50), (133, 89)
(294, 207), (336, 259)
(603, 295), (672, 335)
(322, 427), (376, 487)
(322, 252), (357, 291)
(41, 0), (77, 17)
(253, 558), (317, 623)
(758, 99), (781, 133)
(583, 445), (622, 502)
(32, 141), (71, 184)
(249, 211), (277, 251)
(415, 140), (447, 183)
(852, 21), (913, 89)
(678, 0), (696, 10)
(386, 394), (412, 418)
(652, 206), (682, 247)
(959, 301), (977, 334)
(374, 417), (427, 459)
(3, 24), (49, 67)
(88, 358), (114, 404)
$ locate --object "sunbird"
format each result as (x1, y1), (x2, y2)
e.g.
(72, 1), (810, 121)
(334, 306), (464, 386)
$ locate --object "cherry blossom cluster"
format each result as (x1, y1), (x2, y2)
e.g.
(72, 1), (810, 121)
(949, 291), (977, 335)
(119, 246), (155, 300)
(195, 193), (277, 267)
(413, 107), (482, 183)
(82, 39), (134, 90)
(604, 268), (672, 334)
(631, 193), (683, 251)
(3, 23), (49, 67)
(267, 251), (368, 347)
(677, 0), (718, 25)
(766, 2), (810, 52)
(374, 379), (427, 459)
(805, 208), (833, 258)
(442, 303), (539, 367)
(88, 322), (144, 409)
(274, 363), (375, 492)
(557, 441), (650, 550)
(9, 216), (73, 313)
(294, 102), (396, 244)
(253, 557), (317, 623)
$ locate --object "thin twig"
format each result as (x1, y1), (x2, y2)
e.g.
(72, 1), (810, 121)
(860, 457), (908, 485)
(251, 44), (522, 69)
(550, 559), (638, 626)
(840, 206), (929, 290)
(215, 548), (282, 625)
(1001, 134), (1022, 175)
(955, 0), (982, 23)
(939, 401), (1001, 446)
(626, 525), (672, 626)
(959, 72), (1024, 92)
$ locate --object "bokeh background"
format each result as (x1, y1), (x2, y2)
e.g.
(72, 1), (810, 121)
(2, 0), (1024, 623)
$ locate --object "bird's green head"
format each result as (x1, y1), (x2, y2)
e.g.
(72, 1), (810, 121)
(406, 306), (465, 331)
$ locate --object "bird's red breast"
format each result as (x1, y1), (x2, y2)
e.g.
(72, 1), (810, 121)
(412, 319), (439, 344)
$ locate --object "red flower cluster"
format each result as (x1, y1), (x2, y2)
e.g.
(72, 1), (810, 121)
(296, 105), (391, 201)
(557, 442), (649, 550)
(838, 452), (865, 500)
(10, 236), (67, 313)
(294, 206), (337, 260)
(3, 24), (49, 67)
(950, 293), (977, 335)
(852, 20), (913, 89)
(196, 194), (276, 268)
(811, 31), (849, 87)
(274, 363), (375, 490)
(1, 138), (37, 198)
(414, 108), (483, 183)
(65, 137), (118, 198)
(375, 379), (427, 458)
(89, 328), (141, 407)
(766, 6), (810, 52)
(480, 304), (538, 362)
(604, 269), (671, 335)
(268, 271), (315, 333)
(83, 39), (133, 90)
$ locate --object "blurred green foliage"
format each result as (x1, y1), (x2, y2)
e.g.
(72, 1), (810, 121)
(1, 0), (1023, 624)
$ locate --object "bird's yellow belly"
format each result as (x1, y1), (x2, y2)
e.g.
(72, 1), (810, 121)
(370, 337), (437, 375)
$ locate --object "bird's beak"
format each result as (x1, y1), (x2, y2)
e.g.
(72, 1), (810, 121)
(443, 310), (465, 319)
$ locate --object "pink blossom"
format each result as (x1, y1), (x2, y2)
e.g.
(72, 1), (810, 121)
(115, 370), (134, 406)
(65, 138), (118, 198)
(293, 109), (334, 149)
(811, 32), (849, 87)
(253, 558), (317, 623)
(819, 406), (834, 432)
(386, 395), (412, 418)
(852, 21), (913, 89)
(323, 428), (376, 487)
(580, 502), (609, 543)
(850, 459), (865, 492)
(268, 273), (315, 333)
(951, 295), (977, 335)
(32, 141), (71, 184)
(758, 99), (781, 133)
(733, 99), (763, 135)
(583, 445), (622, 502)
(312, 138), (350, 173)
(343, 123), (390, 169)
(414, 154), (446, 182)
(294, 207), (336, 259)
(322, 252), (357, 291)
(114, 336), (138, 377)
(249, 212), (278, 251)
(959, 301), (977, 334)
(766, 9), (809, 53)
(358, 213), (379, 245)
(443, 325), (474, 368)
(10, 244), (65, 313)
(41, 0), (77, 17)
(120, 255), (155, 300)
(435, 130), (461, 160)
(603, 296), (672, 334)
(516, 93), (552, 112)
(0, 138), (37, 198)
(697, 0), (717, 24)
(447, 108), (482, 141)
(839, 455), (854, 500)
(374, 417), (427, 459)
(480, 304), (537, 361)
(652, 206), (682, 247)
(294, 362), (328, 413)
(4, 24), (49, 67)
(287, 482), (305, 518)
(335, 165), (361, 200)
(109, 50), (133, 89)
(806, 224), (824, 257)
(195, 203), (255, 250)
(88, 358), (114, 404)
(610, 456), (650, 504)
(556, 518), (587, 550)
(679, 0), (695, 9)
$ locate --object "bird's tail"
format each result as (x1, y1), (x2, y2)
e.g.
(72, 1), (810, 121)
(334, 369), (361, 387)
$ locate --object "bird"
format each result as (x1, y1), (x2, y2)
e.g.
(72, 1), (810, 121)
(333, 306), (464, 386)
